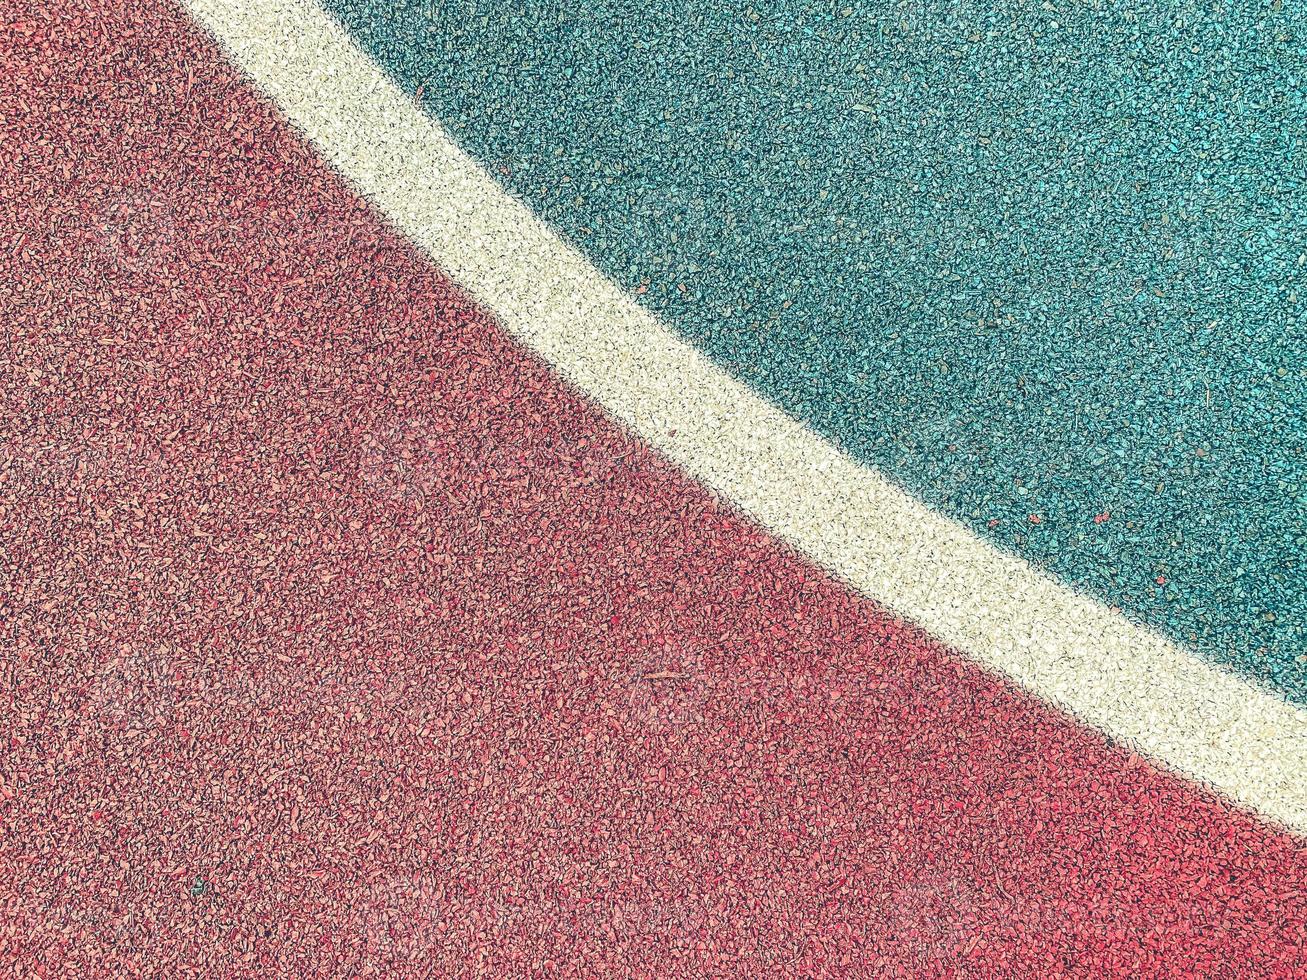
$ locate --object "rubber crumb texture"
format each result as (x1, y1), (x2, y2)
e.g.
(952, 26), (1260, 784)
(325, 0), (1307, 701)
(1, 4), (1305, 979)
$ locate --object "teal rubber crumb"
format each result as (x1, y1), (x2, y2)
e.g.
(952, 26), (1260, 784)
(326, 0), (1307, 702)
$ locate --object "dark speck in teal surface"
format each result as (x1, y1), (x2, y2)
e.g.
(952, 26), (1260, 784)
(326, 0), (1307, 701)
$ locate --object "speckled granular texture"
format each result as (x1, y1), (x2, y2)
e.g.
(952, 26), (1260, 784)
(323, 0), (1307, 701)
(2, 4), (1305, 977)
(181, 0), (1307, 829)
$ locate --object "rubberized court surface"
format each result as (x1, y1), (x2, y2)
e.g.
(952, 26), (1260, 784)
(2, 1), (1304, 976)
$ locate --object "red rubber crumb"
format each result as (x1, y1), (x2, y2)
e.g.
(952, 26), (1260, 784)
(1, 3), (1304, 977)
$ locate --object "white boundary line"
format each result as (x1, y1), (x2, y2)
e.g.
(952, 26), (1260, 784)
(182, 0), (1307, 832)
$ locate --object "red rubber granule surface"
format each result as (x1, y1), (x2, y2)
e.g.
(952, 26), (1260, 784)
(1, 3), (1304, 976)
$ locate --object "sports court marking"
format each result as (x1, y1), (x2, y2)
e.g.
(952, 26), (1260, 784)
(181, 0), (1307, 832)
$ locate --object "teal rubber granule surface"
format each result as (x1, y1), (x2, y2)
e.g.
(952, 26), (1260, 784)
(324, 0), (1306, 701)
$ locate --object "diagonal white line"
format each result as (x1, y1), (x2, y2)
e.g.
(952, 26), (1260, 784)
(181, 0), (1307, 832)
